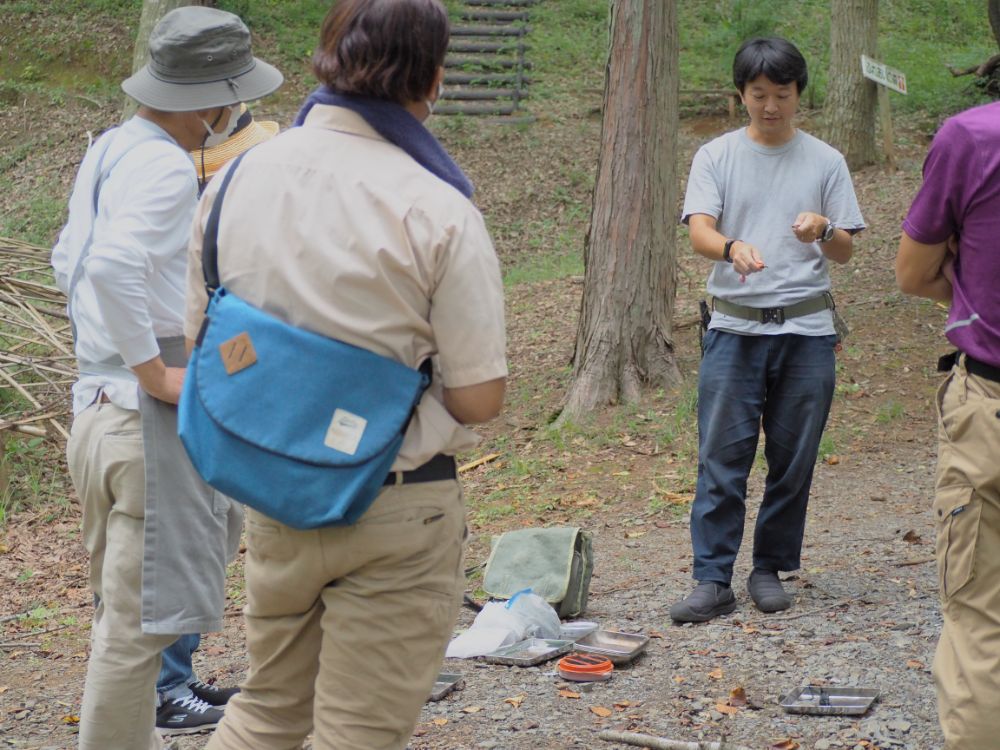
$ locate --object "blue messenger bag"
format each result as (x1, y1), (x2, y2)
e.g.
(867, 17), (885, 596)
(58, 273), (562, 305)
(178, 153), (431, 529)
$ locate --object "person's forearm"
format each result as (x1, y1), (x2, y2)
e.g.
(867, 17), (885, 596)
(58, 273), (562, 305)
(820, 229), (853, 264)
(689, 222), (730, 262)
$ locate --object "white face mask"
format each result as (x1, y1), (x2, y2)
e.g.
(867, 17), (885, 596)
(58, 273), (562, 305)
(425, 82), (445, 116)
(201, 106), (240, 148)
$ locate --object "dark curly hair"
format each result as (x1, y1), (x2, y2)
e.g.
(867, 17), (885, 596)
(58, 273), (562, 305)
(313, 0), (449, 104)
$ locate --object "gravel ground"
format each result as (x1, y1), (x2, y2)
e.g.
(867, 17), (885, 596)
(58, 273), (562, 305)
(403, 442), (944, 750)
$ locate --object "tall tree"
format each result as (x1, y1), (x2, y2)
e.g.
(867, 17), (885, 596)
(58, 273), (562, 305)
(560, 0), (680, 420)
(123, 0), (215, 119)
(825, 0), (878, 169)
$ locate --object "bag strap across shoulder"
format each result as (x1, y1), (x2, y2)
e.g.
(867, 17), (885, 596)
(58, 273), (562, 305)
(202, 150), (251, 297)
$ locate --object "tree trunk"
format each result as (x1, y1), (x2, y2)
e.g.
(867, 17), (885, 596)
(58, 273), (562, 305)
(825, 0), (878, 170)
(560, 0), (680, 420)
(990, 0), (1000, 49)
(122, 0), (215, 120)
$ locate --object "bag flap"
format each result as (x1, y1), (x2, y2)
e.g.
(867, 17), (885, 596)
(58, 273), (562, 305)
(190, 290), (427, 467)
(482, 526), (581, 604)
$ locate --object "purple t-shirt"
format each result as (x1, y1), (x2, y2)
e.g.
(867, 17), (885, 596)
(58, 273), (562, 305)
(902, 101), (1000, 366)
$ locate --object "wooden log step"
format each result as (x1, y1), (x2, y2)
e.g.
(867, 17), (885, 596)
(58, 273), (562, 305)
(444, 72), (531, 85)
(465, 0), (538, 6)
(448, 40), (527, 54)
(445, 56), (533, 70)
(443, 88), (526, 101)
(459, 10), (530, 22)
(452, 25), (529, 37)
(435, 102), (519, 116)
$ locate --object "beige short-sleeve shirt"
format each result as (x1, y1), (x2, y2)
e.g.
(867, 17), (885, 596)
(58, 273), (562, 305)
(184, 105), (507, 470)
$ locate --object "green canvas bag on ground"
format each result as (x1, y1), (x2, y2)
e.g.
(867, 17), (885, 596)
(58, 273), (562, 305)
(481, 526), (594, 618)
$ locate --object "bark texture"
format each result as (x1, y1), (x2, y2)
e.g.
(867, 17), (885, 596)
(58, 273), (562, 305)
(561, 0), (680, 419)
(990, 0), (1000, 48)
(123, 0), (215, 119)
(825, 0), (878, 170)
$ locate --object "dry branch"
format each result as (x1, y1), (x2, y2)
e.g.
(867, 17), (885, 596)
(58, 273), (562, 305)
(598, 731), (753, 750)
(0, 236), (75, 440)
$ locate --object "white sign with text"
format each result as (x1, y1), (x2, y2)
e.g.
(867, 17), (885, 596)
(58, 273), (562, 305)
(861, 55), (907, 95)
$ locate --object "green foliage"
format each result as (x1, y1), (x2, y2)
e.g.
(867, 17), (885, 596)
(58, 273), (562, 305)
(679, 0), (997, 118)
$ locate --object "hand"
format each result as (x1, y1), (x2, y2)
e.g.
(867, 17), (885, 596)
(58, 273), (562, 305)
(133, 356), (186, 405)
(791, 212), (829, 243)
(731, 241), (766, 282)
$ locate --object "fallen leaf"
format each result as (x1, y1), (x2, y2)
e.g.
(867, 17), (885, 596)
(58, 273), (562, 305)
(590, 706), (613, 717)
(0, 686), (7, 694)
(907, 659), (925, 669)
(708, 667), (724, 680)
(728, 686), (748, 707)
(715, 703), (739, 715)
(432, 718), (448, 726)
(625, 531), (646, 539)
(461, 705), (482, 714)
(902, 529), (921, 543)
(62, 715), (80, 725)
(648, 630), (665, 639)
(0, 543), (9, 554)
(504, 694), (525, 708)
(672, 675), (686, 684)
(614, 700), (633, 710)
(558, 689), (580, 699)
(769, 740), (800, 750)
(825, 455), (841, 465)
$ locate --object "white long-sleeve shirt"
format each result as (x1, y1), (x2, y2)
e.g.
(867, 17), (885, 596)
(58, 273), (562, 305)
(52, 116), (198, 415)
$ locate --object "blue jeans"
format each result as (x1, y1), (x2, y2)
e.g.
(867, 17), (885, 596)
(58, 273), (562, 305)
(690, 330), (836, 585)
(157, 633), (200, 697)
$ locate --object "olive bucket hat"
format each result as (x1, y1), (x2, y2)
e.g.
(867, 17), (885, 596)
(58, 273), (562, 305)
(121, 6), (283, 112)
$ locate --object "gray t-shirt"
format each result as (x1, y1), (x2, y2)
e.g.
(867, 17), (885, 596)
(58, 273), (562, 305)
(682, 128), (865, 336)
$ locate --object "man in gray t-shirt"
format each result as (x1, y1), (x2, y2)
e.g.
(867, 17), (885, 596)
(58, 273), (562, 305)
(670, 37), (864, 624)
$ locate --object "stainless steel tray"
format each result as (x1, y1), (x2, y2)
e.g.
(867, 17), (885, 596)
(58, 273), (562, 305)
(482, 638), (573, 667)
(780, 686), (880, 715)
(428, 673), (463, 701)
(573, 630), (650, 665)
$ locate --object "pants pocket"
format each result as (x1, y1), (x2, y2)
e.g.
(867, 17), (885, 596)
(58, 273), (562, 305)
(933, 484), (982, 600)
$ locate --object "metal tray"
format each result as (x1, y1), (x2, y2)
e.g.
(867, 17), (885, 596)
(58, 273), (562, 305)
(428, 673), (463, 701)
(482, 638), (573, 667)
(780, 686), (880, 715)
(573, 630), (650, 665)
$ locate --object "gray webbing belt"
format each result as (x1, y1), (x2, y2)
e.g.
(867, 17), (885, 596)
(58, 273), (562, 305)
(709, 292), (834, 325)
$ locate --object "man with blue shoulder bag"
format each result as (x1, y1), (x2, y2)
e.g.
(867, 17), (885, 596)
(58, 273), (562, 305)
(178, 2), (506, 747)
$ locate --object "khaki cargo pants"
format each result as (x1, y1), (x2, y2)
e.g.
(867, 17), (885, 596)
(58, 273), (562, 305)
(67, 403), (174, 750)
(933, 361), (1000, 749)
(206, 479), (466, 750)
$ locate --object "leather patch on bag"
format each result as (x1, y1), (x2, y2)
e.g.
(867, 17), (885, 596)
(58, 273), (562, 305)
(219, 332), (258, 375)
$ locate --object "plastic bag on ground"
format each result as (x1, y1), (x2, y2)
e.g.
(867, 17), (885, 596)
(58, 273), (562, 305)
(445, 590), (561, 659)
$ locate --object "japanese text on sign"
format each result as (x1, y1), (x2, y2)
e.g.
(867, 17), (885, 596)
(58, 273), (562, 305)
(861, 55), (907, 95)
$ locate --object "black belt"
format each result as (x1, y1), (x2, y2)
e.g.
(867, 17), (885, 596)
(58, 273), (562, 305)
(938, 351), (1000, 384)
(383, 454), (456, 486)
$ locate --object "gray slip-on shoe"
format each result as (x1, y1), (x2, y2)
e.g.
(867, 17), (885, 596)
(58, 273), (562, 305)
(669, 582), (737, 623)
(747, 568), (792, 612)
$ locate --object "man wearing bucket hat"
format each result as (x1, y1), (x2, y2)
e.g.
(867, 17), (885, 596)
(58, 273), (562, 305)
(50, 7), (281, 749)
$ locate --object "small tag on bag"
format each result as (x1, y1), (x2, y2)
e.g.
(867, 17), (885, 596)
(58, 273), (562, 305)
(324, 409), (367, 455)
(219, 332), (258, 375)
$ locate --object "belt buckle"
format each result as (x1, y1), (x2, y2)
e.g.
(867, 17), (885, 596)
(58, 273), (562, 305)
(760, 307), (784, 325)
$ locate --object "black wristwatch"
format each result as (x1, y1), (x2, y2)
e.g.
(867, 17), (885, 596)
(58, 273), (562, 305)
(722, 238), (738, 263)
(818, 222), (835, 243)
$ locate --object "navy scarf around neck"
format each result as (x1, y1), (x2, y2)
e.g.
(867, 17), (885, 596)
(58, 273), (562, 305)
(294, 87), (474, 199)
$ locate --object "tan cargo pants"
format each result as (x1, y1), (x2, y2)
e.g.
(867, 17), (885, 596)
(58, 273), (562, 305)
(206, 479), (466, 750)
(933, 360), (1000, 749)
(67, 403), (174, 750)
